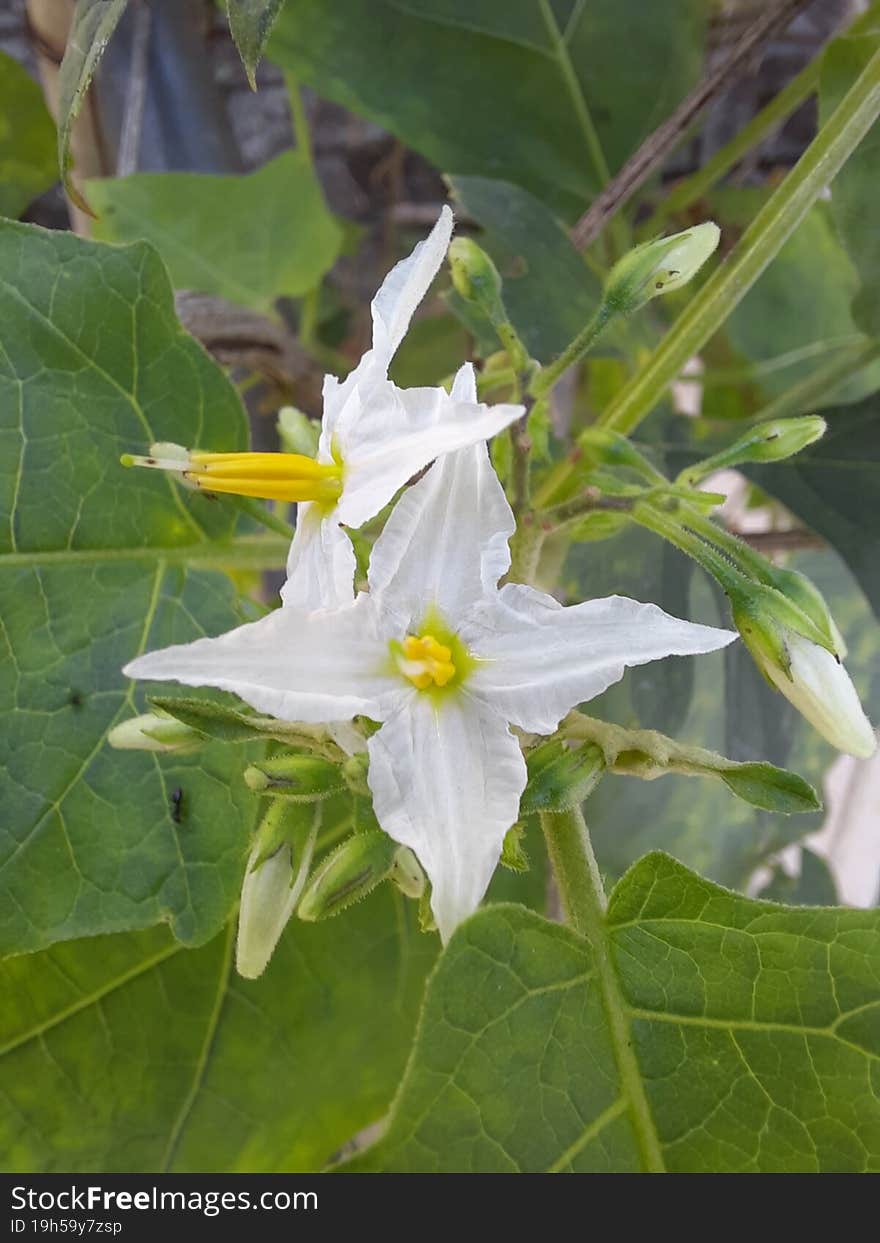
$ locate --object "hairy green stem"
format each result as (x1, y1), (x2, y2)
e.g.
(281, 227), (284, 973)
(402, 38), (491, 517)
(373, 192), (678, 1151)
(531, 304), (614, 398)
(596, 44), (880, 435)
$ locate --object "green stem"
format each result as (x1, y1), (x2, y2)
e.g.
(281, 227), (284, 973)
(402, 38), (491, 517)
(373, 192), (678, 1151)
(597, 44), (880, 435)
(632, 502), (742, 593)
(531, 304), (614, 398)
(539, 806), (664, 1172)
(507, 519), (546, 585)
(285, 72), (315, 172)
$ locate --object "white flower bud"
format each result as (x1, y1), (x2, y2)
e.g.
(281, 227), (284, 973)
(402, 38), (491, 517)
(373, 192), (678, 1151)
(758, 632), (875, 759)
(107, 712), (202, 753)
(236, 842), (301, 980)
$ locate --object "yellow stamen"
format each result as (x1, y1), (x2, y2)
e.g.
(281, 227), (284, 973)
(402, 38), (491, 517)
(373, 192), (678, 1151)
(397, 634), (457, 690)
(122, 447), (343, 506)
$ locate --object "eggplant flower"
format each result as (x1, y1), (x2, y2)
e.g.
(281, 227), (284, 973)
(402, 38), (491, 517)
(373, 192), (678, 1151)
(123, 207), (523, 610)
(124, 367), (735, 940)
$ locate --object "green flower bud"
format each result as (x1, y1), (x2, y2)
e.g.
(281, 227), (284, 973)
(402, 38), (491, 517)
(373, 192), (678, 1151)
(604, 222), (720, 314)
(244, 754), (346, 801)
(297, 830), (399, 921)
(107, 711), (203, 753)
(448, 237), (528, 369)
(521, 740), (605, 814)
(277, 406), (320, 457)
(678, 416), (826, 486)
(448, 237), (505, 322)
(500, 823), (529, 872)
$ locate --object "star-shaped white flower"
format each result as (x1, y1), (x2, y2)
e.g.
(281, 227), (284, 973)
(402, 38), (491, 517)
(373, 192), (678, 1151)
(126, 207), (523, 612)
(125, 366), (735, 940)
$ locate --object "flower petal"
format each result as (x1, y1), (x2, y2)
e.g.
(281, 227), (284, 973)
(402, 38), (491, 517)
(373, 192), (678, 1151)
(368, 692), (526, 942)
(366, 402), (517, 627)
(465, 584), (737, 734)
(124, 594), (395, 724)
(281, 502), (356, 610)
(318, 206), (455, 443)
(336, 382), (522, 533)
(371, 205), (454, 366)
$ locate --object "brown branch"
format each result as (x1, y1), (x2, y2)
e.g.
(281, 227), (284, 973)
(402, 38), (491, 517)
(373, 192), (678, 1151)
(569, 0), (813, 251)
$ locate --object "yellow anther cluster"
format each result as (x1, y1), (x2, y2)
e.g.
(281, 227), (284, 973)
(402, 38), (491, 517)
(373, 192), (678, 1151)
(121, 446), (343, 507)
(399, 634), (457, 690)
(187, 452), (343, 505)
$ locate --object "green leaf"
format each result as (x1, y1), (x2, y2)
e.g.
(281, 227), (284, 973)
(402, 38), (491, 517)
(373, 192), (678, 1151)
(270, 0), (707, 217)
(712, 194), (880, 407)
(226, 0), (287, 89)
(449, 176), (601, 361)
(88, 153), (343, 313)
(57, 0), (129, 213)
(747, 394), (880, 621)
(0, 892), (437, 1171)
(759, 848), (839, 907)
(0, 221), (290, 957)
(0, 52), (57, 219)
(820, 29), (880, 336)
(350, 854), (880, 1172)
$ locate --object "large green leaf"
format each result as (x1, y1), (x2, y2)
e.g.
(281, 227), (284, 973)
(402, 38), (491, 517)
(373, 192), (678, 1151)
(0, 890), (436, 1171)
(0, 52), (57, 219)
(820, 28), (880, 336)
(57, 0), (129, 212)
(449, 176), (600, 362)
(227, 0), (287, 89)
(351, 854), (880, 1172)
(269, 0), (707, 218)
(0, 221), (291, 958)
(88, 153), (342, 312)
(710, 195), (880, 408)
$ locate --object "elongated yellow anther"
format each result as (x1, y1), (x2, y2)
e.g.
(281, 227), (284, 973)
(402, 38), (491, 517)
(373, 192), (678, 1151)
(396, 634), (457, 690)
(121, 444), (343, 506)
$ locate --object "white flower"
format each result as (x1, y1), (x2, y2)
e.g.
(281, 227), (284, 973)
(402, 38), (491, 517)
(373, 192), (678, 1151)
(760, 632), (876, 759)
(124, 366), (735, 941)
(123, 207), (523, 611)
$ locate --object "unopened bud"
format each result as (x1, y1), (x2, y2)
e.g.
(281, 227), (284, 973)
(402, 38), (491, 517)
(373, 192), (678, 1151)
(678, 416), (826, 486)
(108, 711), (203, 753)
(236, 802), (319, 979)
(297, 830), (399, 921)
(732, 588), (875, 758)
(390, 847), (426, 899)
(277, 406), (320, 457)
(521, 741), (605, 814)
(448, 237), (505, 322)
(604, 222), (720, 314)
(244, 754), (346, 800)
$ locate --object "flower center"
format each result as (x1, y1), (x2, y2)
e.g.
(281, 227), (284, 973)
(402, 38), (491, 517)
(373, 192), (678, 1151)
(396, 633), (457, 690)
(121, 443), (344, 507)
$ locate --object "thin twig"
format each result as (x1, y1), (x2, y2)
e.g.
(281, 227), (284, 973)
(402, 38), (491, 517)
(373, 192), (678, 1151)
(569, 0), (813, 250)
(116, 0), (152, 177)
